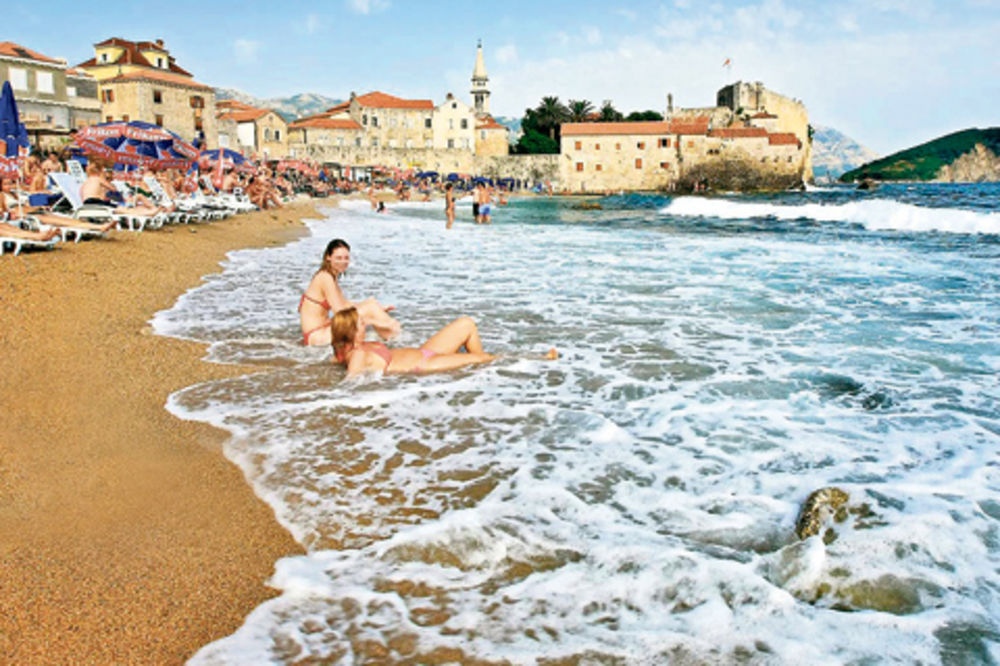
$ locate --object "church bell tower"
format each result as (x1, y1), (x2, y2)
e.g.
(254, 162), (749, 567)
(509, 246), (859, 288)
(471, 40), (490, 118)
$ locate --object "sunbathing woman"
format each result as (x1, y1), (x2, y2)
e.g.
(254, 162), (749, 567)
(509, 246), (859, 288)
(299, 238), (401, 346)
(331, 306), (495, 376)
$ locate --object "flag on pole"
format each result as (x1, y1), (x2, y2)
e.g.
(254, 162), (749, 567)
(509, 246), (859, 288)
(723, 58), (732, 68)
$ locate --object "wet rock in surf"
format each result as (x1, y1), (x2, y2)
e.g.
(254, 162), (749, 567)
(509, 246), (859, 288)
(795, 487), (850, 540)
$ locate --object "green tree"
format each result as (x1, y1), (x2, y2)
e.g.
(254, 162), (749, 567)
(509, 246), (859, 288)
(625, 110), (664, 121)
(567, 99), (595, 122)
(514, 128), (559, 154)
(535, 96), (570, 140)
(599, 100), (623, 122)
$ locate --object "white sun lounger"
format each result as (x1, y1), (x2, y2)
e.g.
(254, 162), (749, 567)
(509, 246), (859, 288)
(0, 233), (58, 257)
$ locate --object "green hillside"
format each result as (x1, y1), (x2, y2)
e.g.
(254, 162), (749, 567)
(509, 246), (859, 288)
(840, 127), (1000, 182)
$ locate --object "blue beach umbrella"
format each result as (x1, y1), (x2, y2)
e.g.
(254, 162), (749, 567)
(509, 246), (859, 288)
(0, 81), (30, 176)
(74, 120), (198, 169)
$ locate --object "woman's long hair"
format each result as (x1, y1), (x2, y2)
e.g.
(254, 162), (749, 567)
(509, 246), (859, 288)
(330, 306), (359, 363)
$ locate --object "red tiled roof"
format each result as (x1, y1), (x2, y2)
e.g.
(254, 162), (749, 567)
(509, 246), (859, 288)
(768, 133), (800, 146)
(219, 108), (271, 122)
(217, 100), (256, 111)
(354, 91), (434, 110)
(0, 42), (62, 64)
(105, 69), (212, 91)
(476, 116), (507, 131)
(562, 117), (710, 137)
(325, 101), (350, 114)
(78, 38), (192, 77)
(65, 67), (94, 78)
(709, 127), (768, 139)
(562, 121), (671, 136)
(289, 117), (362, 130)
(751, 112), (778, 119)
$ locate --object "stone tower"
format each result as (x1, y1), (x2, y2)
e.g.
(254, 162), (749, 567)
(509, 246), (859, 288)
(471, 40), (490, 118)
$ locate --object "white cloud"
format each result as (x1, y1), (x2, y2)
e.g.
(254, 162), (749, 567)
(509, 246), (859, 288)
(233, 39), (261, 63)
(496, 44), (518, 64)
(346, 0), (390, 14)
(583, 26), (602, 45)
(306, 13), (322, 34)
(616, 8), (637, 21)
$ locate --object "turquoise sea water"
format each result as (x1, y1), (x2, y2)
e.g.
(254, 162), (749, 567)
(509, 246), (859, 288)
(155, 184), (1000, 664)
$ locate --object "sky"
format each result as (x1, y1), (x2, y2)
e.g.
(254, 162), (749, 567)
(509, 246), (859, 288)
(9, 0), (1000, 155)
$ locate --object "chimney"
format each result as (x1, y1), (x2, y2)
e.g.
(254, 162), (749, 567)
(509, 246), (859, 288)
(155, 38), (164, 48)
(350, 91), (356, 100)
(667, 93), (673, 114)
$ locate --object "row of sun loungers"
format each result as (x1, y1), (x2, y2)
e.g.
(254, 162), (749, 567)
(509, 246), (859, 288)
(1, 164), (258, 257)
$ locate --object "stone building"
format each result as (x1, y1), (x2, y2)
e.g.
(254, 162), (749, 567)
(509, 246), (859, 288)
(287, 43), (507, 168)
(0, 42), (101, 150)
(76, 38), (218, 147)
(560, 82), (811, 192)
(216, 100), (288, 159)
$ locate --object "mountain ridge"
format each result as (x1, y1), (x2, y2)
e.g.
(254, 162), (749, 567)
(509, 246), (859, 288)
(840, 127), (1000, 182)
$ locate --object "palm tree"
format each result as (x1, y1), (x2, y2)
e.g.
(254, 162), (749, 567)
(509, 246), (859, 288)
(535, 96), (570, 140)
(567, 99), (595, 123)
(599, 99), (623, 122)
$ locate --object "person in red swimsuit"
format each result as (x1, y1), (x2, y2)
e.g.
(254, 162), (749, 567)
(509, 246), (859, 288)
(331, 306), (497, 376)
(299, 238), (401, 346)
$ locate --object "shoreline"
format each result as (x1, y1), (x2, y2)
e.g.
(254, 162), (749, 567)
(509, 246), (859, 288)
(0, 202), (314, 664)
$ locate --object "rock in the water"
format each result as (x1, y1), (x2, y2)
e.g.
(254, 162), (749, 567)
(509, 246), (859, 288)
(795, 487), (849, 540)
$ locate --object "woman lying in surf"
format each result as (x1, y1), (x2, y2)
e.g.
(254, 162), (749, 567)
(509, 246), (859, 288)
(299, 238), (401, 346)
(331, 307), (557, 377)
(331, 307), (495, 376)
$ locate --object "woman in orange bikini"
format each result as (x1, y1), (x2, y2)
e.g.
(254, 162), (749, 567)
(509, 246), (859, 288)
(299, 238), (401, 346)
(331, 307), (497, 376)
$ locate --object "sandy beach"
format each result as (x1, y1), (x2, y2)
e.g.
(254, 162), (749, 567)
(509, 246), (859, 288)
(0, 203), (315, 664)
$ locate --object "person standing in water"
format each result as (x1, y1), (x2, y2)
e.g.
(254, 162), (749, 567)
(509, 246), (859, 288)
(299, 238), (400, 346)
(445, 182), (455, 229)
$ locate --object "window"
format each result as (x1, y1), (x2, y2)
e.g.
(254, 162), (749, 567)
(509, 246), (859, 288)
(687, 140), (694, 148)
(106, 115), (113, 122)
(635, 158), (643, 169)
(788, 156), (793, 163)
(452, 102), (457, 109)
(101, 88), (114, 103)
(100, 53), (108, 63)
(576, 162), (584, 172)
(424, 117), (432, 128)
(274, 130), (280, 141)
(154, 114), (164, 126)
(9, 68), (27, 90)
(264, 128), (272, 141)
(122, 114), (130, 122)
(480, 130), (486, 139)
(219, 134), (229, 147)
(574, 140), (582, 150)
(461, 119), (468, 129)
(637, 141), (645, 149)
(153, 90), (163, 104)
(660, 161), (669, 169)
(659, 138), (670, 148)
(36, 71), (54, 94)
(362, 114), (368, 125)
(194, 117), (203, 131)
(156, 57), (164, 68)
(596, 164), (603, 171)
(615, 142), (621, 150)
(371, 116), (378, 127)
(338, 137), (345, 147)
(355, 137), (362, 147)
(67, 85), (77, 97)
(449, 119), (454, 129)
(594, 143), (600, 150)
(371, 138), (378, 147)
(447, 138), (455, 148)
(190, 96), (204, 109)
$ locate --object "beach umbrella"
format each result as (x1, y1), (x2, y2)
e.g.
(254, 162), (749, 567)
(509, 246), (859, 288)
(0, 81), (30, 177)
(74, 120), (197, 169)
(198, 148), (252, 174)
(0, 81), (31, 218)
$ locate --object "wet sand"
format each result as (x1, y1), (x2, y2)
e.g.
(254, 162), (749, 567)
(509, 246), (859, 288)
(0, 203), (318, 664)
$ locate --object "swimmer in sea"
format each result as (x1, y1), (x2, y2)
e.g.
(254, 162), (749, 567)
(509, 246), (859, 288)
(331, 307), (558, 377)
(299, 238), (400, 346)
